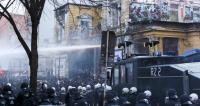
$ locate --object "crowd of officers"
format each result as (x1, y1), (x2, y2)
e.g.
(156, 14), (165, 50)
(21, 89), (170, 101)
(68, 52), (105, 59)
(0, 82), (200, 106)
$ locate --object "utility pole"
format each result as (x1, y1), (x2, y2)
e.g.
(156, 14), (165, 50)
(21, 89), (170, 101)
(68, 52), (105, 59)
(58, 56), (61, 79)
(93, 48), (96, 80)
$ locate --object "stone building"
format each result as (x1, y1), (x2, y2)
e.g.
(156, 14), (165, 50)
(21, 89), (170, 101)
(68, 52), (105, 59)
(54, 1), (102, 78)
(124, 21), (200, 55)
(109, 0), (200, 56)
(55, 1), (102, 44)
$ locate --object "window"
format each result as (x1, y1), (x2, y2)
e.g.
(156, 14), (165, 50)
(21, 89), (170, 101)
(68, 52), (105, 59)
(78, 15), (93, 38)
(120, 65), (126, 84)
(193, 7), (200, 22)
(184, 6), (193, 21)
(169, 4), (179, 22)
(80, 21), (89, 28)
(170, 4), (178, 9)
(147, 0), (155, 3)
(163, 37), (178, 55)
(126, 63), (133, 83)
(114, 49), (122, 62)
(114, 67), (119, 85)
(55, 8), (66, 42)
(160, 2), (170, 21)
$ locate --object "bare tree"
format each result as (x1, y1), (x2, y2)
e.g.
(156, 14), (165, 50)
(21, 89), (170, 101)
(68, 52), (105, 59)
(0, 0), (45, 92)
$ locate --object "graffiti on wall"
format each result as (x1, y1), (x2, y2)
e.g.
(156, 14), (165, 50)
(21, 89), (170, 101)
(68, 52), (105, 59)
(184, 6), (193, 20)
(193, 8), (200, 22)
(129, 2), (200, 22)
(184, 7), (200, 22)
(129, 2), (170, 22)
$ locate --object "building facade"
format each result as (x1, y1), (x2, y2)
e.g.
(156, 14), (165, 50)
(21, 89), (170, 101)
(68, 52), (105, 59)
(123, 0), (200, 23)
(54, 1), (102, 78)
(55, 2), (102, 44)
(0, 14), (30, 48)
(109, 0), (200, 56)
(123, 21), (200, 55)
(0, 14), (30, 77)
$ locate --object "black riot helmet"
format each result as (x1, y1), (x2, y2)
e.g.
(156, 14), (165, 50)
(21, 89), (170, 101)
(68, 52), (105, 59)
(20, 82), (29, 90)
(167, 89), (178, 99)
(47, 87), (56, 97)
(3, 84), (12, 92)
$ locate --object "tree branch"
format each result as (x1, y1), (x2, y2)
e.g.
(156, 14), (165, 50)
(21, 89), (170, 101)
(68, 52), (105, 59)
(37, 0), (45, 19)
(0, 3), (31, 59)
(19, 0), (30, 11)
(0, 0), (14, 19)
(0, 11), (9, 20)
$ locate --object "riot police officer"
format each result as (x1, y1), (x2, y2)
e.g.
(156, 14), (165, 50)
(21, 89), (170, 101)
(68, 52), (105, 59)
(119, 87), (131, 106)
(189, 93), (200, 105)
(73, 87), (88, 106)
(105, 90), (120, 106)
(136, 93), (151, 106)
(180, 94), (193, 106)
(38, 83), (48, 103)
(39, 94), (51, 105)
(47, 87), (62, 105)
(16, 82), (30, 106)
(144, 90), (152, 100)
(59, 87), (66, 104)
(85, 85), (95, 106)
(65, 86), (76, 106)
(0, 91), (6, 106)
(128, 87), (137, 106)
(3, 83), (15, 106)
(164, 89), (180, 106)
(22, 90), (38, 106)
(94, 83), (103, 106)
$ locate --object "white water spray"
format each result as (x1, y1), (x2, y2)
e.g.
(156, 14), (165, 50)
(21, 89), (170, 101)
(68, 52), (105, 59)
(40, 45), (101, 54)
(0, 45), (101, 57)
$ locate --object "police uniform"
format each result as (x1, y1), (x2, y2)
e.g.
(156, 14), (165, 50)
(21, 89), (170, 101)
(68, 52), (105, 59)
(135, 93), (151, 106)
(3, 91), (15, 106)
(85, 89), (95, 106)
(105, 90), (120, 106)
(3, 85), (15, 106)
(65, 92), (71, 106)
(72, 88), (88, 106)
(0, 94), (6, 106)
(180, 94), (193, 106)
(165, 89), (181, 106)
(22, 95), (38, 106)
(16, 88), (30, 105)
(119, 94), (131, 106)
(74, 96), (88, 106)
(128, 93), (137, 106)
(47, 87), (62, 105)
(37, 83), (48, 103)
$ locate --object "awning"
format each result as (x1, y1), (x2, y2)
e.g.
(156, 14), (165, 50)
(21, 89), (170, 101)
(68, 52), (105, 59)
(170, 62), (200, 78)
